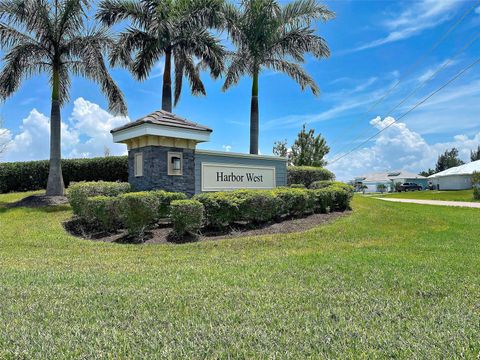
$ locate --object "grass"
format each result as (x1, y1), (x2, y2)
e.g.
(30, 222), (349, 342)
(1, 192), (479, 358)
(379, 189), (478, 202)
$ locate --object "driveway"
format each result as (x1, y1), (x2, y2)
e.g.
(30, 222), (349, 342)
(376, 198), (480, 208)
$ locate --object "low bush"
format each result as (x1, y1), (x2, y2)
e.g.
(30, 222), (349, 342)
(473, 172), (480, 200)
(83, 196), (121, 232)
(309, 180), (334, 189)
(151, 190), (188, 218)
(118, 192), (159, 240)
(0, 156), (128, 193)
(324, 183), (355, 211)
(170, 200), (204, 237)
(287, 166), (334, 188)
(68, 181), (131, 216)
(194, 185), (351, 229)
(234, 190), (282, 223)
(193, 192), (242, 228)
(289, 184), (306, 188)
(275, 187), (315, 216)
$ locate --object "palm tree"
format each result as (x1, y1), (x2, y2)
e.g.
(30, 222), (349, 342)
(222, 0), (334, 154)
(96, 0), (226, 112)
(0, 0), (127, 196)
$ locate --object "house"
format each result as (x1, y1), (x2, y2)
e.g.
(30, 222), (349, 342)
(354, 171), (428, 193)
(428, 160), (480, 190)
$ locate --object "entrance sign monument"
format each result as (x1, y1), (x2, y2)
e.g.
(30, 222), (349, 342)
(111, 110), (287, 196)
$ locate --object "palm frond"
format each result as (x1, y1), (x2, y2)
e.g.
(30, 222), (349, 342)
(173, 52), (184, 105)
(282, 0), (334, 27)
(96, 0), (150, 28)
(274, 26), (330, 60)
(265, 58), (319, 95)
(66, 29), (127, 114)
(0, 43), (50, 99)
(175, 27), (226, 78)
(222, 52), (249, 91)
(110, 27), (157, 70)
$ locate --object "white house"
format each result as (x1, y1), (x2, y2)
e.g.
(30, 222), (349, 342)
(354, 171), (428, 193)
(429, 160), (480, 190)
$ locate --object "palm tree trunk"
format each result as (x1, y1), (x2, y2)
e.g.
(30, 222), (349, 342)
(162, 49), (172, 112)
(249, 70), (259, 154)
(46, 68), (65, 196)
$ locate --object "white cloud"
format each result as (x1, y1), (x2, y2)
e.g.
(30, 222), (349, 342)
(352, 0), (460, 52)
(222, 144), (232, 152)
(327, 116), (480, 181)
(475, 6), (480, 15)
(0, 98), (130, 162)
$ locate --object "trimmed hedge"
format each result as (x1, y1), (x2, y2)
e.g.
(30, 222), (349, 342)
(194, 185), (351, 229)
(151, 190), (188, 218)
(170, 200), (204, 237)
(83, 196), (121, 232)
(68, 181), (131, 216)
(118, 192), (159, 238)
(0, 156), (128, 193)
(287, 166), (334, 188)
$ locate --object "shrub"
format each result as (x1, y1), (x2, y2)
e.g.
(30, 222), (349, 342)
(193, 192), (241, 228)
(324, 183), (354, 211)
(309, 180), (334, 189)
(83, 196), (121, 232)
(118, 192), (159, 240)
(275, 187), (315, 216)
(287, 166), (334, 188)
(290, 184), (306, 188)
(473, 172), (480, 200)
(234, 190), (282, 223)
(0, 156), (128, 193)
(151, 190), (188, 218)
(68, 181), (131, 216)
(170, 200), (204, 237)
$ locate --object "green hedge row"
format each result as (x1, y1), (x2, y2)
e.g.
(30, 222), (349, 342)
(287, 166), (335, 188)
(70, 182), (187, 239)
(193, 185), (353, 229)
(0, 156), (128, 193)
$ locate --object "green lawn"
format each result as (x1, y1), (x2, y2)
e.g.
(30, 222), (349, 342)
(1, 192), (479, 357)
(380, 189), (478, 202)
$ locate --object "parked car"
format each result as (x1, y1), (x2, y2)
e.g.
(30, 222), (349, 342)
(398, 182), (423, 192)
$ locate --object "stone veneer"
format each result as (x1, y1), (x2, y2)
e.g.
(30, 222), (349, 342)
(128, 146), (195, 196)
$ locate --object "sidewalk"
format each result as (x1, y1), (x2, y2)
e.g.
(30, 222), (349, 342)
(375, 197), (480, 208)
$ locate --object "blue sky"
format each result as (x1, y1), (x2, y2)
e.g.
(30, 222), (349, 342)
(1, 0), (480, 180)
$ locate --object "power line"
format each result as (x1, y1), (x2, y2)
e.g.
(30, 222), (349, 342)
(329, 30), (480, 162)
(326, 0), (480, 149)
(328, 56), (480, 166)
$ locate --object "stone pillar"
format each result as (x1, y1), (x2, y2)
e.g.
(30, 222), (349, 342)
(128, 145), (195, 197)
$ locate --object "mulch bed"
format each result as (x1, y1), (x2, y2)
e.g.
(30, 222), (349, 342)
(64, 211), (350, 245)
(8, 195), (69, 208)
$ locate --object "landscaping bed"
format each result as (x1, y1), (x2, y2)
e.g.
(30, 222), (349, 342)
(65, 180), (355, 243)
(64, 211), (349, 244)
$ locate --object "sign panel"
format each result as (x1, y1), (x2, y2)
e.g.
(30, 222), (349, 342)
(201, 163), (276, 191)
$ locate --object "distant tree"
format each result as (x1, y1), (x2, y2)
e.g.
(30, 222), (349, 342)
(359, 184), (368, 194)
(435, 148), (464, 173)
(103, 146), (111, 157)
(290, 124), (330, 167)
(471, 146), (480, 162)
(377, 184), (387, 194)
(419, 169), (435, 177)
(273, 139), (288, 158)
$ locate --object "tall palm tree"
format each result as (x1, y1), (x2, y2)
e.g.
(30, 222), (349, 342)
(0, 0), (127, 196)
(223, 0), (334, 154)
(96, 0), (226, 112)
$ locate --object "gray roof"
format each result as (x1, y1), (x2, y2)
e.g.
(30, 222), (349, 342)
(355, 170), (426, 182)
(111, 110), (212, 134)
